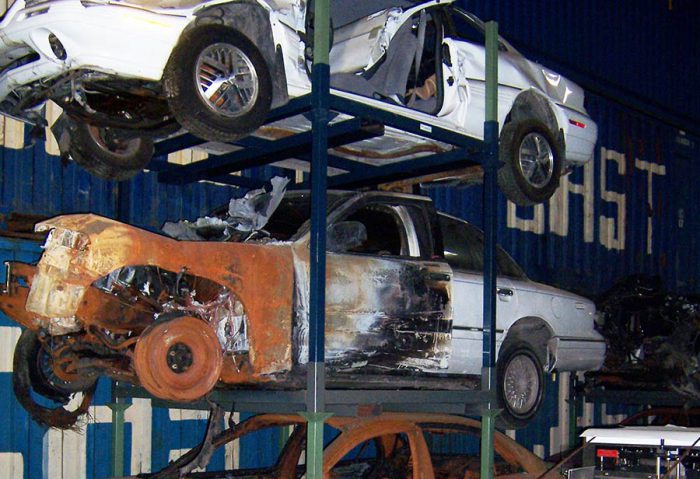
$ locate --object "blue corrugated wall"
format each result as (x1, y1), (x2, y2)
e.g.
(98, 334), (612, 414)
(458, 0), (700, 133)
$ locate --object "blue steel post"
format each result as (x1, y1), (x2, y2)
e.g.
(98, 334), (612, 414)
(480, 21), (499, 479)
(301, 0), (332, 478)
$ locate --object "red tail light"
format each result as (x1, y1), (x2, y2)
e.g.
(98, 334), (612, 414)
(597, 449), (620, 458)
(569, 119), (587, 128)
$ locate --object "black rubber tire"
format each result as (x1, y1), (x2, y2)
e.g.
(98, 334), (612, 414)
(13, 329), (97, 429)
(27, 335), (96, 402)
(163, 25), (272, 142)
(68, 118), (154, 181)
(496, 343), (545, 429)
(497, 118), (564, 206)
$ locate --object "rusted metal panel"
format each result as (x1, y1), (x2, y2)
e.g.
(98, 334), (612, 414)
(0, 214), (296, 392)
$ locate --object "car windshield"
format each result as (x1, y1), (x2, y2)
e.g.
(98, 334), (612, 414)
(263, 191), (352, 241)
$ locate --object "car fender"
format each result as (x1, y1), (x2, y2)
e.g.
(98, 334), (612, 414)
(506, 89), (562, 137)
(499, 315), (554, 367)
(26, 214), (296, 377)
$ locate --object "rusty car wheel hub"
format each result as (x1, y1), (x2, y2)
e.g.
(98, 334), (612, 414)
(133, 315), (223, 401)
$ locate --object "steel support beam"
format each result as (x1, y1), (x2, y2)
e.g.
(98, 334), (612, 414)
(158, 118), (367, 183)
(109, 396), (131, 477)
(306, 0), (331, 477)
(153, 95), (313, 157)
(480, 20), (500, 479)
(327, 147), (478, 189)
(329, 95), (482, 149)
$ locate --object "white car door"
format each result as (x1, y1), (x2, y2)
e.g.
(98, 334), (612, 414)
(439, 7), (534, 136)
(449, 271), (518, 375)
(437, 213), (527, 375)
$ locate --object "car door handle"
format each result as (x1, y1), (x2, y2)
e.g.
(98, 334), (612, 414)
(497, 287), (514, 297)
(428, 272), (451, 282)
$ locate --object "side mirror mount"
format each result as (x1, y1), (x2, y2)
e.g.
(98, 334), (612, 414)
(327, 221), (367, 253)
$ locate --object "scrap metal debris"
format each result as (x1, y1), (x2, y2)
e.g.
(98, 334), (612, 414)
(162, 176), (290, 241)
(586, 275), (700, 398)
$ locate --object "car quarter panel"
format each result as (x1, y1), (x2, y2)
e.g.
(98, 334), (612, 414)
(24, 214), (296, 378)
(449, 270), (604, 374)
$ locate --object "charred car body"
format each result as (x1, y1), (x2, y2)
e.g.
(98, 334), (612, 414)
(0, 0), (597, 204)
(0, 189), (604, 428)
(135, 412), (556, 478)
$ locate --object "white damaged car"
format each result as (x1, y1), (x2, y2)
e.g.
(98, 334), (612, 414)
(0, 0), (597, 204)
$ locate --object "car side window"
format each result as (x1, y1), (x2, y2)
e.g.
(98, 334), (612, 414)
(444, 7), (508, 52)
(343, 204), (409, 257)
(423, 426), (526, 478)
(439, 213), (484, 271)
(330, 433), (413, 479)
(438, 214), (526, 278)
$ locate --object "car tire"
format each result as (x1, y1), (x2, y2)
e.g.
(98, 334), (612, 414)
(19, 329), (97, 403)
(67, 117), (154, 181)
(496, 343), (545, 429)
(163, 25), (273, 142)
(12, 329), (97, 428)
(497, 118), (564, 206)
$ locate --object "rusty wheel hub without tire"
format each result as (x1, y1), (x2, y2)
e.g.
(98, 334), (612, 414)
(133, 315), (223, 401)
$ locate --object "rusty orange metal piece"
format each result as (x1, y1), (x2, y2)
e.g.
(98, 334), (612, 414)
(134, 315), (223, 401)
(29, 214), (294, 378)
(161, 413), (552, 479)
(0, 213), (296, 399)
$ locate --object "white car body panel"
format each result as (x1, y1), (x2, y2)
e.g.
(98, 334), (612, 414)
(449, 272), (604, 375)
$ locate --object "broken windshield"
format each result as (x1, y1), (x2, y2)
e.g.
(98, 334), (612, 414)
(162, 189), (353, 242)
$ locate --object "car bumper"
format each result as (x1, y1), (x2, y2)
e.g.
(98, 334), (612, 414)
(0, 0), (189, 114)
(556, 104), (599, 164)
(547, 335), (606, 372)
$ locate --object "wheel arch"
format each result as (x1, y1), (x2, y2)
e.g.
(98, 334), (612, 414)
(500, 316), (554, 368)
(505, 89), (565, 153)
(185, 3), (289, 108)
(507, 90), (559, 133)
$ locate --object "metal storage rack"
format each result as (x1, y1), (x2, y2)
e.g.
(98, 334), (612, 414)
(111, 5), (504, 478)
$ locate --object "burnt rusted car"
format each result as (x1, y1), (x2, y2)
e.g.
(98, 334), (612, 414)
(136, 412), (555, 479)
(0, 189), (605, 429)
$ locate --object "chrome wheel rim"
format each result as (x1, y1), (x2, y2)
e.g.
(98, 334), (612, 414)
(503, 353), (540, 416)
(518, 132), (554, 188)
(195, 43), (258, 118)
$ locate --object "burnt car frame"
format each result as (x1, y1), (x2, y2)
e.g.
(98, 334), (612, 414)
(0, 190), (605, 429)
(134, 412), (557, 479)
